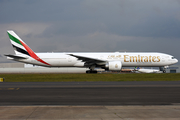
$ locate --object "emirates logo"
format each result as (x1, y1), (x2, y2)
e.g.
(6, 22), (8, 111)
(115, 64), (118, 68)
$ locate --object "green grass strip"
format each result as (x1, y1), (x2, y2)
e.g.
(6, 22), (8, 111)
(0, 73), (180, 82)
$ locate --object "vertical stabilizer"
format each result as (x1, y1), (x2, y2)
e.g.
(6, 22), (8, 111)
(7, 30), (50, 66)
(7, 30), (31, 56)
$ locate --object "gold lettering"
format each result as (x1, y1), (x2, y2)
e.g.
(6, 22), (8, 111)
(144, 56), (148, 62)
(107, 55), (111, 59)
(149, 56), (152, 62)
(122, 55), (161, 62)
(138, 55), (140, 62)
(124, 55), (129, 62)
(111, 55), (115, 58)
(116, 55), (121, 58)
(108, 55), (122, 59)
(130, 56), (137, 62)
(121, 55), (160, 62)
(157, 56), (160, 62)
(141, 56), (144, 62)
(152, 56), (156, 62)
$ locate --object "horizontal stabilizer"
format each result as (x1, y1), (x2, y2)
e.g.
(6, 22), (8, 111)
(4, 54), (27, 59)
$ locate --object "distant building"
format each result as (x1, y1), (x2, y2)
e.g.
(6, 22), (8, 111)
(0, 63), (24, 68)
(0, 63), (88, 73)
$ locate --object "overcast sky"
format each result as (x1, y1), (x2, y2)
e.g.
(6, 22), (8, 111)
(0, 0), (180, 64)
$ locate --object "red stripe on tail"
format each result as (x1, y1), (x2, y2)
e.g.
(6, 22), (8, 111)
(19, 41), (50, 66)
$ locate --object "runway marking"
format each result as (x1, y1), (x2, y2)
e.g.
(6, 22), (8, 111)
(0, 88), (20, 90)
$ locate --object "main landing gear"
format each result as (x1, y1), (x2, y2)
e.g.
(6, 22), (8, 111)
(86, 65), (98, 74)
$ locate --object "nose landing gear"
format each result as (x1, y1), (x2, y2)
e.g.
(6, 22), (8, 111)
(159, 66), (168, 73)
(163, 70), (166, 73)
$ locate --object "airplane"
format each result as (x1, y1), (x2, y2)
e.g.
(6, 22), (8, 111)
(5, 30), (178, 73)
(134, 67), (163, 73)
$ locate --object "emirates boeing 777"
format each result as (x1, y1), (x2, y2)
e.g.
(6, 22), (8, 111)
(5, 31), (178, 73)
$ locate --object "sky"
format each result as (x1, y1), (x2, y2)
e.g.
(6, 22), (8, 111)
(0, 0), (180, 65)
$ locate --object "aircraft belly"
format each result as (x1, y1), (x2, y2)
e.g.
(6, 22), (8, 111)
(122, 62), (167, 67)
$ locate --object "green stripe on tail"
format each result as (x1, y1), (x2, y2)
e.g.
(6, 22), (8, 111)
(7, 32), (23, 46)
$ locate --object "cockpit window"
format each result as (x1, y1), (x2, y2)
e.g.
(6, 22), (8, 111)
(172, 57), (175, 59)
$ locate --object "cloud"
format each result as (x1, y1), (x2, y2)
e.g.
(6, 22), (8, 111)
(1, 0), (180, 38)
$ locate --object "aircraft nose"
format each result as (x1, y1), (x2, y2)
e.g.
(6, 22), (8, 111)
(176, 59), (178, 63)
(173, 59), (178, 64)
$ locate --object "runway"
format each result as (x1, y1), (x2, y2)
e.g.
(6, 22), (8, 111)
(0, 81), (180, 105)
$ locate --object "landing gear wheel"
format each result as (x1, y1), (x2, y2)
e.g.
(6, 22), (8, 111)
(163, 70), (166, 73)
(86, 70), (97, 74)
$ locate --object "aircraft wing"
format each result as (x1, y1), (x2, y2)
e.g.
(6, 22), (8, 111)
(4, 54), (27, 59)
(68, 54), (106, 66)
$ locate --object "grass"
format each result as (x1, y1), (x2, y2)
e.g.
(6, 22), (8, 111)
(0, 73), (180, 82)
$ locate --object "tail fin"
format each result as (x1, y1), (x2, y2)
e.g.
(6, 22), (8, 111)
(134, 67), (140, 71)
(7, 30), (50, 66)
(7, 30), (32, 56)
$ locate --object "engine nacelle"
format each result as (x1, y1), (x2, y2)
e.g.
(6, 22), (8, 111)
(105, 61), (122, 71)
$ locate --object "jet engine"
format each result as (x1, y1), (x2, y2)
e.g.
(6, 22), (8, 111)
(105, 61), (122, 71)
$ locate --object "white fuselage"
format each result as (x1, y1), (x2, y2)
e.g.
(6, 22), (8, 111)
(12, 52), (178, 68)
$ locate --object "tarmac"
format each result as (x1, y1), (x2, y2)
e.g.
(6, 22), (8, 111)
(0, 81), (180, 119)
(1, 106), (180, 120)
